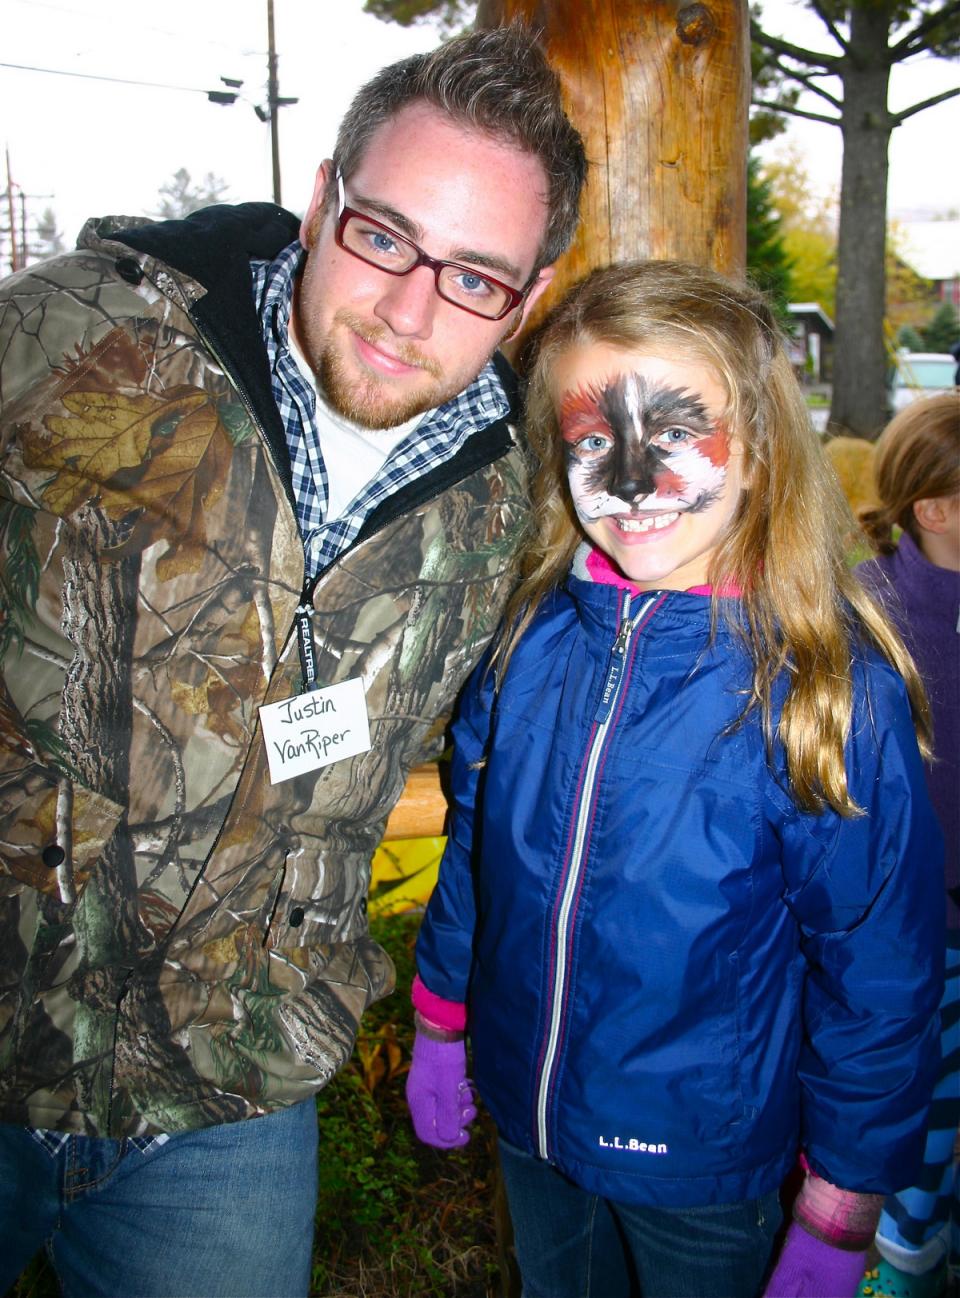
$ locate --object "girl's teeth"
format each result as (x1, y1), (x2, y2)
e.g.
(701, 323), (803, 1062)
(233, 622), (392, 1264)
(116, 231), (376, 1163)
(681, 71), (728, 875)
(616, 512), (679, 533)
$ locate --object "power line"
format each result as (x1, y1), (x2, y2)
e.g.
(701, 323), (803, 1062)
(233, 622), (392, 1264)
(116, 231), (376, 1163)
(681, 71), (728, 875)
(0, 61), (214, 95)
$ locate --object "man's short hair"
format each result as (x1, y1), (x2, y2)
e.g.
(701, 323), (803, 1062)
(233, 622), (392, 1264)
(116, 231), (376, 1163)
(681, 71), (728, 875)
(333, 24), (587, 271)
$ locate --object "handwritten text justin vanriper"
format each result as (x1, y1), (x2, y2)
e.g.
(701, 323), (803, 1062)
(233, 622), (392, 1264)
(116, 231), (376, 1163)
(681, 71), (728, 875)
(260, 677), (371, 783)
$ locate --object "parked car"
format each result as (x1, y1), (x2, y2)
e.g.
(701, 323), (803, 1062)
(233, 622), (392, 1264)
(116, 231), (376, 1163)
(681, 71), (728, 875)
(889, 351), (957, 412)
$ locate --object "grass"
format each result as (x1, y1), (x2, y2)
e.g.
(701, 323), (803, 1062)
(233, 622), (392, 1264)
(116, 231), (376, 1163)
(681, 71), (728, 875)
(7, 913), (504, 1298)
(309, 912), (503, 1298)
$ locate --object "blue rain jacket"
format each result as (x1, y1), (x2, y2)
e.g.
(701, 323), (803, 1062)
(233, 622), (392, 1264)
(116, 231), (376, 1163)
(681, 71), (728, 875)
(416, 568), (944, 1209)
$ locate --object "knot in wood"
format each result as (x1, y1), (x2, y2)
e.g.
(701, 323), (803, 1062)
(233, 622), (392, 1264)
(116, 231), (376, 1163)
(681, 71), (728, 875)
(676, 4), (717, 45)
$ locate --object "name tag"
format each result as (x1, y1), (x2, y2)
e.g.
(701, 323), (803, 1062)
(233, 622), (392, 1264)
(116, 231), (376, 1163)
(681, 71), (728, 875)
(260, 678), (371, 783)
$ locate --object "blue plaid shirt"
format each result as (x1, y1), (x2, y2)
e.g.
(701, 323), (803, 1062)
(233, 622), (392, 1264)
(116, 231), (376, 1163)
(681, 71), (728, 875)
(29, 1128), (169, 1157)
(251, 242), (511, 578)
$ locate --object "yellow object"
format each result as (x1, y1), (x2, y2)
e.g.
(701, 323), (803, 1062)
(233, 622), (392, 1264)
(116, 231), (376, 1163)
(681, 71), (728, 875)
(369, 837), (447, 916)
(823, 436), (880, 518)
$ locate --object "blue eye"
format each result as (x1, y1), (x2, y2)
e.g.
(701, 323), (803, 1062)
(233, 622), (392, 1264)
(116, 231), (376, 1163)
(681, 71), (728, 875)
(451, 270), (495, 298)
(660, 427), (692, 446)
(577, 434), (613, 454)
(371, 230), (399, 254)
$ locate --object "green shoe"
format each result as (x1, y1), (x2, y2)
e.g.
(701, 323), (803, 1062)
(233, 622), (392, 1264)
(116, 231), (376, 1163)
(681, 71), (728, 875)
(858, 1259), (948, 1298)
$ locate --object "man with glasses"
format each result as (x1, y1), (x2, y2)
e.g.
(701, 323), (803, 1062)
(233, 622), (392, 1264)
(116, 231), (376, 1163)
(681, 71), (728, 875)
(0, 24), (585, 1297)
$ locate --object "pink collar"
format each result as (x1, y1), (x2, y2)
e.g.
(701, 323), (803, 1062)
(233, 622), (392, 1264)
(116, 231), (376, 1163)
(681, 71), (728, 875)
(584, 546), (740, 598)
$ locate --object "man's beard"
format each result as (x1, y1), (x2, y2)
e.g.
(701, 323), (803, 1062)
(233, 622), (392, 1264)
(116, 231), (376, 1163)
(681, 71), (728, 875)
(316, 311), (452, 430)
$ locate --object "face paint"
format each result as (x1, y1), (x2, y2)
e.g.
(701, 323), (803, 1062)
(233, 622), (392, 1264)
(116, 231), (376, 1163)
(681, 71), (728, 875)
(560, 372), (731, 526)
(551, 344), (747, 592)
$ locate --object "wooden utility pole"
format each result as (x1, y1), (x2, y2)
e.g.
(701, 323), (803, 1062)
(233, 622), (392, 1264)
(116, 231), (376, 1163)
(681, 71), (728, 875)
(5, 149), (20, 274)
(266, 0), (283, 205)
(211, 1), (297, 205)
(477, 0), (750, 336)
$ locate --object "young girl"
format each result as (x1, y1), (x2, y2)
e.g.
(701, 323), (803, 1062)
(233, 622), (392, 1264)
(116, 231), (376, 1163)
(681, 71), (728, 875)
(855, 394), (959, 1298)
(405, 262), (944, 1298)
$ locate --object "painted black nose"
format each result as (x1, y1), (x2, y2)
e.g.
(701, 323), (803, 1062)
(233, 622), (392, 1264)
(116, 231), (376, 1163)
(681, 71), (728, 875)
(608, 440), (663, 500)
(611, 472), (655, 500)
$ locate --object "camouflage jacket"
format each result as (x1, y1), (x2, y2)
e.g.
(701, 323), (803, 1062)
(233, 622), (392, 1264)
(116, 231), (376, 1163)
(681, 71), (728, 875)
(0, 204), (531, 1136)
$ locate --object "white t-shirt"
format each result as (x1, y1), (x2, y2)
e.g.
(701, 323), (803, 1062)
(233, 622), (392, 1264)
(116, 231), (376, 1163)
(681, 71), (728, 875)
(288, 332), (423, 521)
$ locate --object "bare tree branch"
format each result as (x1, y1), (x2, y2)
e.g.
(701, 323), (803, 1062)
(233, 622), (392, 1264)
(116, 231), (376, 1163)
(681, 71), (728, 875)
(24, 637), (69, 671)
(751, 21), (842, 71)
(807, 0), (850, 54)
(890, 0), (960, 60)
(769, 57), (843, 111)
(750, 97), (842, 127)
(894, 83), (960, 124)
(132, 696), (188, 891)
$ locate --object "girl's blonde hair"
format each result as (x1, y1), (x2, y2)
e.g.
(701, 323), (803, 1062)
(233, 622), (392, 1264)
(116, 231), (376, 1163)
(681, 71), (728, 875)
(860, 393), (960, 554)
(500, 260), (931, 816)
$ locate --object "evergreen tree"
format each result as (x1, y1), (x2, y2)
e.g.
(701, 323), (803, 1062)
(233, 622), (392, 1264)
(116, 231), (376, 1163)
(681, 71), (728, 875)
(747, 154), (793, 315)
(33, 208), (65, 260)
(363, 0), (473, 33)
(154, 169), (230, 220)
(896, 324), (923, 350)
(921, 302), (960, 352)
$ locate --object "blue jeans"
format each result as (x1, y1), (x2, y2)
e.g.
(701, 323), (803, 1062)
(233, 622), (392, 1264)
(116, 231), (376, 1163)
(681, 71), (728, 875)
(498, 1139), (782, 1298)
(0, 1100), (318, 1298)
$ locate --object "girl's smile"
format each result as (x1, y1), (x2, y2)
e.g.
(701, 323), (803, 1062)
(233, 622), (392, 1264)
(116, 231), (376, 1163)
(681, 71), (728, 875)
(612, 510), (680, 534)
(552, 343), (747, 591)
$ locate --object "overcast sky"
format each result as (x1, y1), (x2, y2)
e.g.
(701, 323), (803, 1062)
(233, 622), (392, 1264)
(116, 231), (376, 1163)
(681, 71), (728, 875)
(2, 0), (958, 258)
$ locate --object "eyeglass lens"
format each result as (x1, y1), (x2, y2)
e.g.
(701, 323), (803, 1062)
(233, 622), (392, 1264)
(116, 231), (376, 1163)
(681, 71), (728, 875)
(339, 213), (513, 320)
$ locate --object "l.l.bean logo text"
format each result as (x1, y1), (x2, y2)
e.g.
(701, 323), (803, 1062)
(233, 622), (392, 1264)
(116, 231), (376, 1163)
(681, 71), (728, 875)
(598, 1135), (669, 1154)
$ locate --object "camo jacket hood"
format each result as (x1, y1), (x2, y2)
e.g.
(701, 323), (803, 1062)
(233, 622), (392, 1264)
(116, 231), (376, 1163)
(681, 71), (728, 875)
(0, 204), (531, 1136)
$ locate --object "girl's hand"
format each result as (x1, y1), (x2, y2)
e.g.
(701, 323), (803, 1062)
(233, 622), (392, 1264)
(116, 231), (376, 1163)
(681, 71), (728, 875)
(763, 1222), (867, 1297)
(405, 1031), (477, 1148)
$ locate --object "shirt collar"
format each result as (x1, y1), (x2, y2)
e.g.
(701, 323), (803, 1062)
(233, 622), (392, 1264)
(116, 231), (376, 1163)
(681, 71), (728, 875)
(252, 238), (303, 348)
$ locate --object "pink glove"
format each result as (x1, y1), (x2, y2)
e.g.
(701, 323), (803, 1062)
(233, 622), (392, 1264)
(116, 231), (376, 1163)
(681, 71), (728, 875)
(406, 1031), (477, 1148)
(763, 1222), (867, 1297)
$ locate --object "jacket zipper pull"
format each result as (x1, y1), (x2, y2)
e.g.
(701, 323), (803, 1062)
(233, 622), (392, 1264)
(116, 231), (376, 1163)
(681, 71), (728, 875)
(595, 593), (632, 724)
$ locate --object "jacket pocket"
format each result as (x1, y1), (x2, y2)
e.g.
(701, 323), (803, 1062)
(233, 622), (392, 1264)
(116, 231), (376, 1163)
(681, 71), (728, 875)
(0, 742), (124, 906)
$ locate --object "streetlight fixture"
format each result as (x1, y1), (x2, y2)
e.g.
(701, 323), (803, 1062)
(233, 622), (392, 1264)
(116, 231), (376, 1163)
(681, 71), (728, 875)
(206, 0), (297, 205)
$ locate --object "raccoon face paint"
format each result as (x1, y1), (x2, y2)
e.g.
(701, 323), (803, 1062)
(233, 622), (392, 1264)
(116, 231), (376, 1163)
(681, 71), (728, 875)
(551, 344), (747, 592)
(561, 371), (731, 523)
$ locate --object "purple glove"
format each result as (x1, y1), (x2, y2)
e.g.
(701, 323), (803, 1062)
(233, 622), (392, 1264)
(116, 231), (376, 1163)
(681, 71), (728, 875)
(764, 1222), (867, 1297)
(406, 1031), (477, 1149)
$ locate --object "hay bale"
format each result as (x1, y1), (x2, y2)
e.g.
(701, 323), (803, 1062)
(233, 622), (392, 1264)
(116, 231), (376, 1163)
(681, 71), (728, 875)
(823, 436), (880, 517)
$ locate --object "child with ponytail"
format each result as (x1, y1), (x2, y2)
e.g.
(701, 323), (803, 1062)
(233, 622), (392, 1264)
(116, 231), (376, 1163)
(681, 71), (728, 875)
(856, 394), (959, 1298)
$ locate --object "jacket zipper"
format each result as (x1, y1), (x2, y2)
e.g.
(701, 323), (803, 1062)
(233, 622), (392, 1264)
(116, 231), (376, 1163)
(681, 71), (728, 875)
(191, 257), (523, 685)
(535, 591), (659, 1159)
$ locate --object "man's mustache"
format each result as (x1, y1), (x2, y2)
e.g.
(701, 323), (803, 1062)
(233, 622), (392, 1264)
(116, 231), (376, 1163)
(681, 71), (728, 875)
(336, 310), (443, 380)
